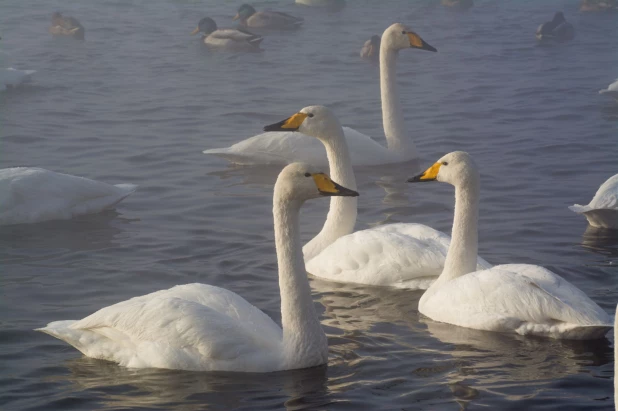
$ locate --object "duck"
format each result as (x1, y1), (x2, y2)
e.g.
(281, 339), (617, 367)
(441, 0), (474, 11)
(191, 17), (263, 51)
(580, 0), (617, 12)
(599, 79), (618, 101)
(295, 0), (346, 10)
(569, 173), (618, 229)
(49, 12), (85, 40)
(407, 151), (611, 340)
(202, 23), (436, 166)
(264, 106), (490, 288)
(360, 35), (380, 60)
(536, 12), (575, 43)
(37, 163), (358, 372)
(233, 4), (303, 30)
(0, 168), (136, 226)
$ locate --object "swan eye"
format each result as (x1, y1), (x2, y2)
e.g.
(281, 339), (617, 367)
(304, 172), (311, 177)
(401, 30), (406, 34)
(442, 161), (449, 166)
(307, 113), (314, 118)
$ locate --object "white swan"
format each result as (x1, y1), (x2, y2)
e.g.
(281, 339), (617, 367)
(202, 23), (437, 167)
(1, 68), (36, 91)
(599, 79), (618, 101)
(37, 163), (359, 372)
(264, 106), (490, 288)
(569, 173), (618, 229)
(407, 151), (611, 340)
(0, 168), (136, 226)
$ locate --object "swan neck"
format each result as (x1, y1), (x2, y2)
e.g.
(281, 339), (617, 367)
(273, 195), (327, 368)
(380, 47), (416, 155)
(434, 178), (480, 287)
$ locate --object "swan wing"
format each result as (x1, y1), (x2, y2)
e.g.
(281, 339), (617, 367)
(0, 168), (136, 225)
(38, 284), (283, 371)
(306, 223), (491, 289)
(421, 264), (611, 339)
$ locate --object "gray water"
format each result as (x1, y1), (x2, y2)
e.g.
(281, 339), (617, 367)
(1, 0), (618, 409)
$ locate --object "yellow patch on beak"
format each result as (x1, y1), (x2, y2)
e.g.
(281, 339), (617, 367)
(312, 173), (339, 194)
(419, 162), (441, 180)
(281, 113), (308, 130)
(233, 13), (240, 21)
(190, 26), (200, 35)
(407, 33), (424, 48)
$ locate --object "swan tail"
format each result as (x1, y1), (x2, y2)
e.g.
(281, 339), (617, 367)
(36, 321), (87, 352)
(568, 204), (589, 214)
(114, 183), (138, 195)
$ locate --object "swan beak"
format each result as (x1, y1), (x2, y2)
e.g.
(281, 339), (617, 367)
(408, 162), (441, 182)
(313, 174), (359, 197)
(233, 13), (240, 21)
(408, 33), (437, 52)
(190, 26), (200, 35)
(263, 113), (308, 132)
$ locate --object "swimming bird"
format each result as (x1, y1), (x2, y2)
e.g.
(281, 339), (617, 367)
(191, 17), (263, 51)
(408, 152), (611, 340)
(49, 12), (85, 40)
(37, 163), (358, 372)
(360, 35), (380, 60)
(295, 0), (346, 10)
(264, 106), (490, 288)
(599, 79), (618, 101)
(441, 0), (474, 11)
(233, 4), (303, 30)
(536, 12), (575, 43)
(0, 168), (136, 226)
(569, 174), (618, 229)
(202, 23), (436, 166)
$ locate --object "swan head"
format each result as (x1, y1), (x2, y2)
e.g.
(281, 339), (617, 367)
(263, 105), (343, 144)
(234, 4), (257, 21)
(191, 17), (217, 36)
(407, 151), (479, 187)
(381, 23), (436, 53)
(275, 162), (359, 202)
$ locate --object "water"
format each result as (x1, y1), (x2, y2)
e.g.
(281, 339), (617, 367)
(1, 0), (617, 409)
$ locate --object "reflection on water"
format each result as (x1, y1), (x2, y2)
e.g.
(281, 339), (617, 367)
(580, 225), (618, 265)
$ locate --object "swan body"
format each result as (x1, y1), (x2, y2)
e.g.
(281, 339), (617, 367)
(49, 12), (85, 40)
(203, 23), (437, 166)
(264, 105), (490, 289)
(1, 68), (36, 91)
(0, 167), (136, 226)
(599, 79), (618, 101)
(234, 4), (303, 30)
(191, 17), (263, 51)
(536, 12), (575, 43)
(569, 173), (618, 229)
(38, 163), (359, 372)
(409, 152), (611, 339)
(360, 35), (380, 60)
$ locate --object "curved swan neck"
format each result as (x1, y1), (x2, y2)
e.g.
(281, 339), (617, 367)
(273, 195), (327, 368)
(303, 126), (357, 261)
(433, 177), (480, 288)
(380, 47), (416, 155)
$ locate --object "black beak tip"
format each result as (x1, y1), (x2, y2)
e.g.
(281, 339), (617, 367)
(424, 42), (437, 52)
(407, 174), (425, 183)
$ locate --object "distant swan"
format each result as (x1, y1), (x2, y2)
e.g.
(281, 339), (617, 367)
(202, 23), (436, 166)
(49, 12), (85, 40)
(191, 17), (263, 51)
(408, 151), (611, 340)
(536, 12), (575, 43)
(360, 35), (380, 60)
(0, 168), (136, 226)
(569, 173), (618, 229)
(234, 4), (303, 29)
(599, 79), (618, 101)
(264, 106), (490, 288)
(580, 0), (617, 12)
(37, 163), (358, 372)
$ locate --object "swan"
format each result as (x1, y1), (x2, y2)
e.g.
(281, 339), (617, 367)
(202, 23), (437, 166)
(191, 17), (263, 51)
(599, 79), (618, 101)
(1, 68), (36, 91)
(0, 167), (136, 226)
(49, 12), (85, 40)
(360, 35), (380, 60)
(569, 173), (618, 229)
(407, 151), (611, 340)
(264, 105), (490, 288)
(536, 12), (575, 43)
(234, 4), (303, 30)
(37, 163), (359, 372)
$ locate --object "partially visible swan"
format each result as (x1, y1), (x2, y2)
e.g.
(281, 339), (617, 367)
(202, 23), (437, 166)
(234, 4), (303, 29)
(0, 168), (136, 226)
(599, 79), (618, 101)
(536, 12), (575, 43)
(295, 0), (346, 10)
(1, 68), (36, 91)
(360, 35), (380, 60)
(191, 17), (263, 51)
(37, 163), (359, 372)
(408, 151), (611, 339)
(49, 12), (85, 40)
(569, 173), (618, 229)
(264, 106), (490, 288)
